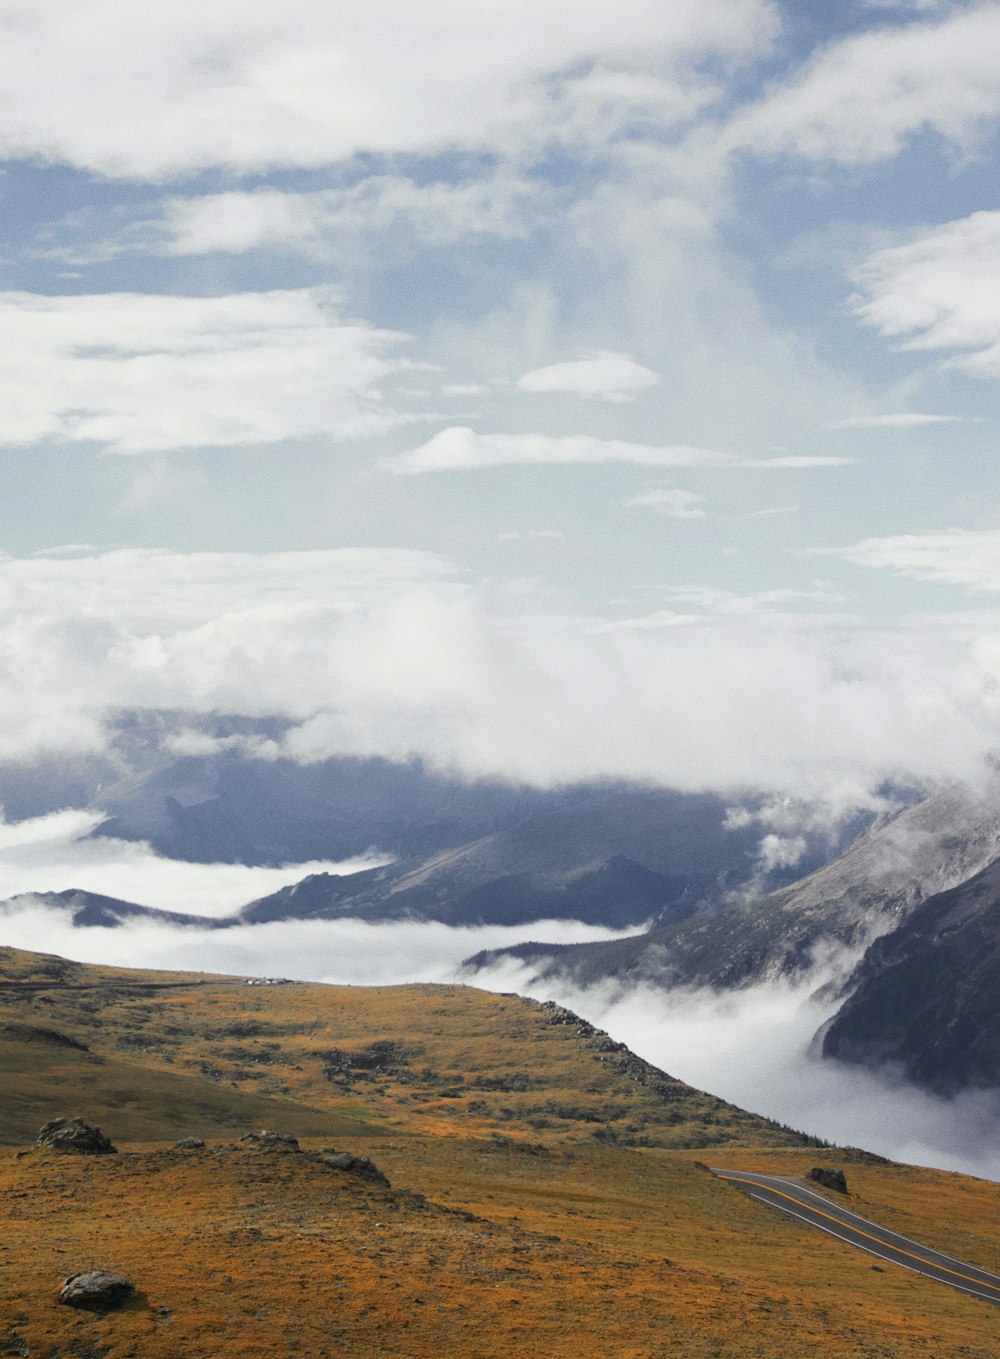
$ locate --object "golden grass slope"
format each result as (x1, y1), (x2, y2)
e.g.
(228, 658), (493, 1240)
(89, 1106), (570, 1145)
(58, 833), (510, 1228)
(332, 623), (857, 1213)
(0, 945), (810, 1149)
(1, 945), (1000, 1358)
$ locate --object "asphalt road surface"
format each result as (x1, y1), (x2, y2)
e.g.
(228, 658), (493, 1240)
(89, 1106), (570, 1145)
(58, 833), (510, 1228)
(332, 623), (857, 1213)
(713, 1168), (1000, 1306)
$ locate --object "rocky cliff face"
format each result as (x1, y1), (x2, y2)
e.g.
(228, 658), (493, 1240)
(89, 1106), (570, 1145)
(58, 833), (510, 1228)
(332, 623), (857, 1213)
(820, 858), (1000, 1095)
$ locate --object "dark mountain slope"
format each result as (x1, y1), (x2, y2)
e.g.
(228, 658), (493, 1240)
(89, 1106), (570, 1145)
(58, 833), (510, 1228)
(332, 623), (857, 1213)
(93, 754), (791, 883)
(91, 751), (552, 865)
(464, 884), (857, 989)
(0, 709), (873, 933)
(235, 781), (872, 928)
(820, 858), (1000, 1094)
(0, 889), (221, 930)
(241, 854), (695, 929)
(466, 780), (1000, 991)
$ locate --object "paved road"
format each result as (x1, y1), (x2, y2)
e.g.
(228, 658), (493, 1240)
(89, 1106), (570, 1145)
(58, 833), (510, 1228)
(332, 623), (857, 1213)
(713, 1168), (1000, 1306)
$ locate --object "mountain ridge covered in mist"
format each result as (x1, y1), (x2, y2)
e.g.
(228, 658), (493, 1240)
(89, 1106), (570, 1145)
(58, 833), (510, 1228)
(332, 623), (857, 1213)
(466, 779), (1000, 983)
(821, 856), (1000, 1094)
(467, 777), (1000, 1096)
(8, 717), (1000, 1098)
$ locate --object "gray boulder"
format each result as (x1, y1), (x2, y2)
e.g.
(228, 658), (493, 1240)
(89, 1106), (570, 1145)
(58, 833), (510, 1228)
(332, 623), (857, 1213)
(36, 1117), (117, 1155)
(317, 1150), (390, 1187)
(175, 1136), (206, 1149)
(806, 1166), (848, 1193)
(240, 1129), (300, 1151)
(58, 1271), (133, 1311)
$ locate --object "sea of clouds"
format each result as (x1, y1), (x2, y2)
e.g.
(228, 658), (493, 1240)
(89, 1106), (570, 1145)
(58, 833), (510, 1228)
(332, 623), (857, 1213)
(2, 548), (1000, 806)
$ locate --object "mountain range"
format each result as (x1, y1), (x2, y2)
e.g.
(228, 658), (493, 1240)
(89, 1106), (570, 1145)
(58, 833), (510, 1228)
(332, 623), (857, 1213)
(466, 775), (1000, 1095)
(5, 714), (1000, 1097)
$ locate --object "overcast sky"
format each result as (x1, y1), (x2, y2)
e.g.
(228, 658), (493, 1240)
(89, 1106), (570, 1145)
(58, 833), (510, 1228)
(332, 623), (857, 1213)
(2, 0), (1000, 797)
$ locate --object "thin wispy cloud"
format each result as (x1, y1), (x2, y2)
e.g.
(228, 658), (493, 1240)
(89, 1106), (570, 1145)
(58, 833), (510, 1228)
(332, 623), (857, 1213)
(816, 528), (1000, 592)
(624, 488), (706, 518)
(0, 290), (410, 453)
(118, 175), (556, 260)
(852, 211), (1000, 377)
(828, 413), (969, 429)
(497, 529), (566, 541)
(737, 504), (799, 519)
(388, 427), (853, 474)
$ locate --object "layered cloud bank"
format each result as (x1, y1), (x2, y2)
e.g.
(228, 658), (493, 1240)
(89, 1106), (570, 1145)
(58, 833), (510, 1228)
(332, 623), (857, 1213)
(1, 546), (1000, 799)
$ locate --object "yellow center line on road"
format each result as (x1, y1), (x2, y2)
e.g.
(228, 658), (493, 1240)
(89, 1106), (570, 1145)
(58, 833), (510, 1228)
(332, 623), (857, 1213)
(720, 1173), (1000, 1298)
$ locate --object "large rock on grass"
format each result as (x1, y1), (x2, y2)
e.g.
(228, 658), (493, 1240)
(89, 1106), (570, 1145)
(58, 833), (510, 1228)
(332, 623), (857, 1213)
(240, 1129), (300, 1151)
(36, 1117), (117, 1154)
(806, 1166), (848, 1193)
(318, 1150), (390, 1186)
(58, 1270), (133, 1311)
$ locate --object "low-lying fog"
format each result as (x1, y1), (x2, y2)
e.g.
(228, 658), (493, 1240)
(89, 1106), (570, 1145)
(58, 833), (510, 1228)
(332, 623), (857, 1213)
(2, 810), (998, 1183)
(471, 956), (1000, 1184)
(0, 809), (390, 916)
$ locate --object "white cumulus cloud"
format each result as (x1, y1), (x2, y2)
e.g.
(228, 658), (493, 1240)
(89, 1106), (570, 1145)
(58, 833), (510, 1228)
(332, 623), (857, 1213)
(0, 0), (776, 178)
(731, 4), (1000, 165)
(517, 351), (660, 402)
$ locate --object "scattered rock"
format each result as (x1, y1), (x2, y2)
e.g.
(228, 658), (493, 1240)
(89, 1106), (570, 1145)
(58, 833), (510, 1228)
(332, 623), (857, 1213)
(58, 1271), (133, 1311)
(35, 1118), (116, 1155)
(319, 1040), (410, 1084)
(175, 1136), (205, 1150)
(806, 1166), (848, 1194)
(317, 1150), (390, 1187)
(240, 1130), (300, 1151)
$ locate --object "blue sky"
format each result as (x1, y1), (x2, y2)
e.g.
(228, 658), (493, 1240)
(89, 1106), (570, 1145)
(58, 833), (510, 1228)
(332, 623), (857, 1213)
(0, 0), (999, 801)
